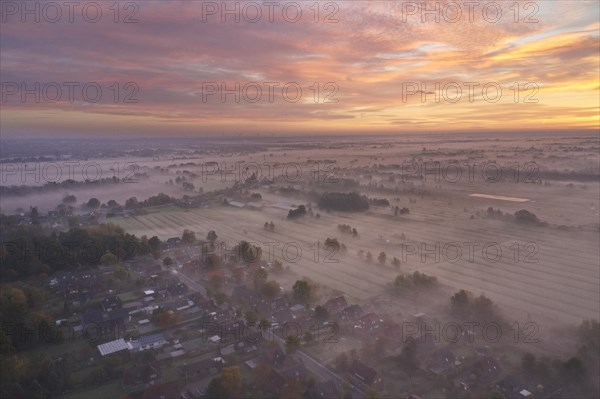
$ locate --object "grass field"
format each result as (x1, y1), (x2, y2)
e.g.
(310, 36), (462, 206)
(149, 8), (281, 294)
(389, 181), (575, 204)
(110, 180), (600, 327)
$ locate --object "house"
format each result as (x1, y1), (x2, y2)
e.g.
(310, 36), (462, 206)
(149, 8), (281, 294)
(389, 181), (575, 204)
(122, 362), (161, 390)
(340, 304), (364, 322)
(272, 309), (295, 325)
(426, 348), (456, 375)
(290, 304), (306, 317)
(323, 296), (348, 315)
(131, 332), (168, 352)
(246, 201), (264, 210)
(82, 308), (128, 336)
(260, 347), (287, 368)
(356, 312), (383, 332)
(228, 201), (246, 208)
(181, 358), (218, 382)
(495, 375), (520, 397)
(165, 237), (183, 248)
(100, 295), (123, 312)
(455, 356), (501, 390)
(270, 297), (288, 313)
(347, 360), (383, 390)
(97, 338), (131, 356)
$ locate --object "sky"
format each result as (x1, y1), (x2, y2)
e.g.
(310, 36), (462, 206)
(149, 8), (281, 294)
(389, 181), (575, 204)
(0, 0), (599, 137)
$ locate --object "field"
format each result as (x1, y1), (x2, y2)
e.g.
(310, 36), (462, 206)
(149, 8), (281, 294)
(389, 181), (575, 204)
(109, 136), (600, 327)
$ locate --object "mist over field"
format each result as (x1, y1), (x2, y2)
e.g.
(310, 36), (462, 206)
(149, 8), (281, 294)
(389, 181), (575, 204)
(1, 1), (599, 399)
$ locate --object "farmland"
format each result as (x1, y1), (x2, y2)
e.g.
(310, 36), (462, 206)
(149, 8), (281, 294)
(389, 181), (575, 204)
(110, 149), (600, 326)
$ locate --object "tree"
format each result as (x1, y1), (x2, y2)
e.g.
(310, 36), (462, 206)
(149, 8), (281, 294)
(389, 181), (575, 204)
(561, 357), (585, 383)
(366, 389), (382, 399)
(472, 294), (494, 318)
(521, 353), (537, 376)
(292, 280), (311, 304)
(391, 257), (401, 268)
(314, 305), (329, 321)
(488, 390), (506, 399)
(514, 209), (540, 224)
(125, 197), (138, 209)
(30, 206), (39, 223)
(163, 256), (173, 267)
(271, 260), (284, 274)
(236, 240), (262, 263)
(106, 199), (118, 208)
(182, 229), (196, 244)
(259, 317), (271, 331)
(366, 251), (373, 263)
(378, 251), (387, 265)
(252, 268), (268, 290)
(244, 310), (258, 326)
(100, 251), (117, 265)
(0, 329), (15, 354)
(324, 237), (340, 251)
(280, 376), (307, 399)
(287, 205), (307, 219)
(205, 377), (227, 399)
(285, 335), (301, 354)
(341, 382), (353, 399)
(253, 363), (272, 388)
(148, 236), (161, 252)
(62, 194), (77, 205)
(207, 230), (218, 242)
(208, 271), (224, 291)
(261, 280), (280, 300)
(397, 336), (419, 373)
(318, 192), (369, 212)
(450, 290), (470, 316)
(352, 228), (359, 238)
(1, 287), (28, 327)
(220, 367), (242, 398)
(87, 198), (100, 210)
(334, 353), (349, 371)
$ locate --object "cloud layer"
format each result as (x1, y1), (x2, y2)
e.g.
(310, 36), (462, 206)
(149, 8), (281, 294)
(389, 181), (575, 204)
(1, 0), (598, 136)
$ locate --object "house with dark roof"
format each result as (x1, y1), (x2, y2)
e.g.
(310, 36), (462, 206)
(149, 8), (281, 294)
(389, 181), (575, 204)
(355, 312), (383, 333)
(180, 358), (218, 382)
(347, 360), (383, 390)
(82, 308), (128, 336)
(340, 304), (364, 322)
(455, 356), (501, 390)
(272, 308), (295, 325)
(270, 297), (288, 313)
(494, 375), (521, 398)
(165, 237), (183, 248)
(101, 295), (123, 312)
(323, 296), (348, 315)
(426, 348), (456, 375)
